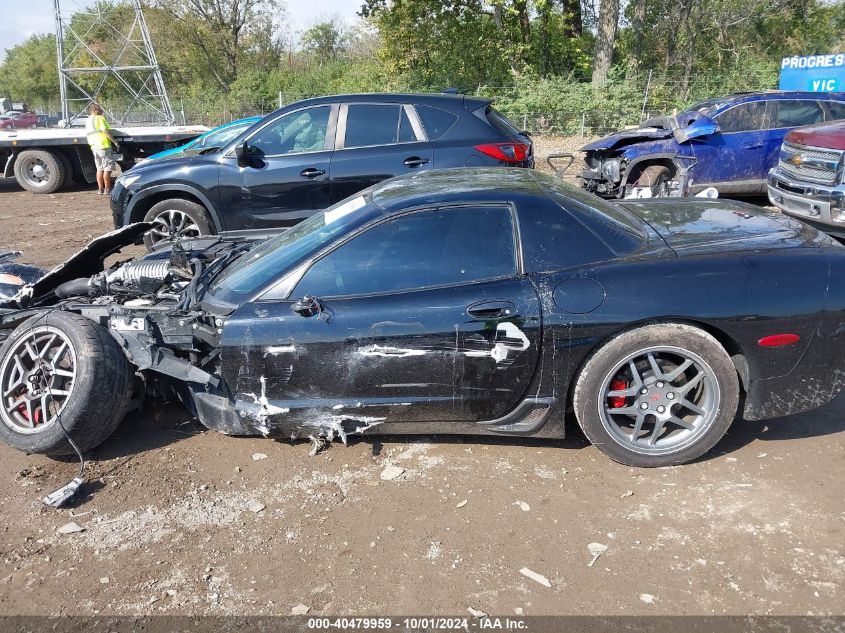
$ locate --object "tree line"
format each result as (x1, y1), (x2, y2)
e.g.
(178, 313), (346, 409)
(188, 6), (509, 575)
(1, 0), (843, 127)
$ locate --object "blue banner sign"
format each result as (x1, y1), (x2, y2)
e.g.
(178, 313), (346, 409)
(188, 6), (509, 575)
(780, 54), (845, 92)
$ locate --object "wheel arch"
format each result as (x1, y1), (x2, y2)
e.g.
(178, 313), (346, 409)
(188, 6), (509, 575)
(564, 317), (749, 411)
(126, 185), (222, 232)
(621, 154), (683, 190)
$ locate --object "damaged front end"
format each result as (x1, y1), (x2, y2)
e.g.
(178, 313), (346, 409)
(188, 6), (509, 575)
(578, 111), (716, 199)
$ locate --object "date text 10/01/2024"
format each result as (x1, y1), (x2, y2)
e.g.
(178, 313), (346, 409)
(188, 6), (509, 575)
(306, 617), (529, 630)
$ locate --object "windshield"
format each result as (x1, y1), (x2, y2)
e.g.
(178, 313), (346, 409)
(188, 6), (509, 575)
(208, 194), (380, 304)
(191, 120), (254, 150)
(684, 98), (731, 117)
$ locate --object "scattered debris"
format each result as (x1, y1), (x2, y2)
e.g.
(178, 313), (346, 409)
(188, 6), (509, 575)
(426, 541), (443, 561)
(514, 607), (524, 615)
(621, 490), (634, 498)
(519, 567), (551, 588)
(309, 435), (329, 456)
(640, 593), (655, 604)
(467, 607), (487, 618)
(247, 501), (266, 514)
(291, 604), (311, 615)
(456, 499), (468, 508)
(380, 465), (405, 481)
(147, 596), (160, 605)
(588, 542), (608, 567)
(57, 522), (85, 535)
(99, 577), (109, 584)
(514, 500), (530, 512)
(252, 453), (268, 461)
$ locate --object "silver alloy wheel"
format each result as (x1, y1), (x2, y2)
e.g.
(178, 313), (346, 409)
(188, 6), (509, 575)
(597, 345), (720, 456)
(148, 209), (202, 245)
(0, 326), (77, 434)
(22, 156), (50, 187)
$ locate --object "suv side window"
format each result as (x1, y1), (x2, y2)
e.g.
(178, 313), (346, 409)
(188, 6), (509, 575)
(344, 104), (415, 148)
(769, 100), (824, 128)
(293, 206), (517, 297)
(416, 105), (458, 140)
(714, 101), (767, 133)
(249, 106), (331, 155)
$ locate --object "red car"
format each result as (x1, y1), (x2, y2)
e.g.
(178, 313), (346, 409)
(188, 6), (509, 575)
(0, 111), (38, 130)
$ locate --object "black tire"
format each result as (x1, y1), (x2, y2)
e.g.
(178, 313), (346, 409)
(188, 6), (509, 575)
(142, 198), (213, 250)
(55, 152), (74, 188)
(635, 165), (671, 197)
(0, 312), (133, 456)
(13, 149), (67, 194)
(572, 323), (739, 467)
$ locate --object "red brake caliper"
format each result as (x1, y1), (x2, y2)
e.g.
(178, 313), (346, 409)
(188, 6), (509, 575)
(609, 379), (628, 408)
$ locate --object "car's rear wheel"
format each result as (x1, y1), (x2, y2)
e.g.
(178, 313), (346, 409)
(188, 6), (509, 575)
(142, 198), (213, 250)
(0, 312), (133, 456)
(13, 150), (67, 194)
(573, 323), (739, 467)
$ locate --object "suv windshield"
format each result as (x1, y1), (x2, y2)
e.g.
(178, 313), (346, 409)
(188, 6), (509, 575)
(208, 194), (381, 304)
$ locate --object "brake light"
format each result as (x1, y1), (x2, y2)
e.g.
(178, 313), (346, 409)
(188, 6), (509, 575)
(609, 379), (628, 408)
(475, 142), (530, 163)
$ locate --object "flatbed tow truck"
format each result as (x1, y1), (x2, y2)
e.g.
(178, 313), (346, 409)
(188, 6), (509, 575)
(0, 124), (207, 194)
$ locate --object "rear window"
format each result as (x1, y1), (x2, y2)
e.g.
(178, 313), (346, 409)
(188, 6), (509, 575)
(769, 100), (824, 128)
(486, 107), (523, 137)
(345, 104), (404, 148)
(415, 105), (458, 140)
(534, 173), (645, 255)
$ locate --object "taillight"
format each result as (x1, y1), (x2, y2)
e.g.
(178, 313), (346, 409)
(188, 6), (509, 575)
(609, 379), (628, 408)
(475, 142), (530, 163)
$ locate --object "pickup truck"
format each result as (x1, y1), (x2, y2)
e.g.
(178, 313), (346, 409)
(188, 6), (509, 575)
(767, 119), (845, 236)
(577, 91), (845, 199)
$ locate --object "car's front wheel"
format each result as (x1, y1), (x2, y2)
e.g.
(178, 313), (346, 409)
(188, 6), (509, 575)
(0, 312), (133, 456)
(142, 198), (213, 250)
(573, 323), (739, 467)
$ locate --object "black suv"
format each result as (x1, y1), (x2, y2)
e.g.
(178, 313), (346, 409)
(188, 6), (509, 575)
(110, 92), (533, 246)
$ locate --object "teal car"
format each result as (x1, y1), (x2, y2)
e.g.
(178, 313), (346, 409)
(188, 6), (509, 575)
(137, 116), (262, 165)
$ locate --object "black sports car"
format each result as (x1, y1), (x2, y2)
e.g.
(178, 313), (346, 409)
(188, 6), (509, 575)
(1, 168), (844, 467)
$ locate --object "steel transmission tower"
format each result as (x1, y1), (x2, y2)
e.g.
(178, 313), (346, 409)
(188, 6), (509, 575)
(53, 0), (175, 126)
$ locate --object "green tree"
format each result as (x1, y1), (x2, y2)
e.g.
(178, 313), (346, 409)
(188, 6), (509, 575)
(300, 19), (348, 62)
(0, 35), (59, 108)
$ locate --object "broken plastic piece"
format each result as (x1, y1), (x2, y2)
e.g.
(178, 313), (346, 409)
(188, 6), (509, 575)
(42, 477), (84, 508)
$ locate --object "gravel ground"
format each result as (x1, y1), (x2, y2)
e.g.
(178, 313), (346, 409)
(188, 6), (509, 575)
(0, 141), (842, 617)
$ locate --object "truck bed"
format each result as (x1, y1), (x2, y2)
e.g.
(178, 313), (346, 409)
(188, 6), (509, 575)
(0, 125), (208, 147)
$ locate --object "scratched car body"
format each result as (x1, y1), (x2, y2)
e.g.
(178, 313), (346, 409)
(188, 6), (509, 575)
(1, 168), (845, 467)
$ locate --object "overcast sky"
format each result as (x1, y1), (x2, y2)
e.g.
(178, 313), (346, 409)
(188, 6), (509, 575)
(0, 0), (362, 61)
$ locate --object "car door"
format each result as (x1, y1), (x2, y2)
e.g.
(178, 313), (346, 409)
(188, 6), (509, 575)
(688, 100), (769, 192)
(217, 104), (337, 233)
(763, 99), (825, 168)
(222, 204), (541, 427)
(329, 103), (433, 203)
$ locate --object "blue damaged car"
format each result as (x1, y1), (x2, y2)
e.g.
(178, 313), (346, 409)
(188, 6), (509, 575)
(578, 91), (845, 199)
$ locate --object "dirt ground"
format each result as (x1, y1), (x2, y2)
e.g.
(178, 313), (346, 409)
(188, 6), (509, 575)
(0, 141), (842, 618)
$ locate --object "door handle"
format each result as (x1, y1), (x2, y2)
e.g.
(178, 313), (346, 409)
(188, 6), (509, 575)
(300, 168), (326, 178)
(403, 156), (430, 168)
(292, 295), (322, 317)
(743, 143), (763, 150)
(467, 300), (515, 319)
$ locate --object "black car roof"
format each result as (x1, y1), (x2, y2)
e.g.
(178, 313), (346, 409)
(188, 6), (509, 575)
(369, 168), (544, 211)
(276, 92), (493, 113)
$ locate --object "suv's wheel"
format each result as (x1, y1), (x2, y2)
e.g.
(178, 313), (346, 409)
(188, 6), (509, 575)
(142, 198), (213, 249)
(635, 165), (671, 197)
(573, 323), (739, 467)
(13, 150), (67, 194)
(0, 312), (133, 456)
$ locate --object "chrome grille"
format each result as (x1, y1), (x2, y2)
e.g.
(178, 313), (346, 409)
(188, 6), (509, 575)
(778, 141), (842, 185)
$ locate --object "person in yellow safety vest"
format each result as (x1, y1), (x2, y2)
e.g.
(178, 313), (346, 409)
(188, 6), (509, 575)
(85, 103), (120, 195)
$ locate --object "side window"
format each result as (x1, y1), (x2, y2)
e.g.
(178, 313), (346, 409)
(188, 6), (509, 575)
(518, 198), (614, 272)
(293, 206), (517, 297)
(416, 105), (458, 140)
(344, 104), (406, 148)
(769, 100), (824, 128)
(249, 106), (331, 155)
(714, 101), (767, 133)
(824, 101), (845, 121)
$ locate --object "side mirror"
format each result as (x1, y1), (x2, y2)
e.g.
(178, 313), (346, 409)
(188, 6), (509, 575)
(235, 140), (249, 167)
(674, 115), (720, 143)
